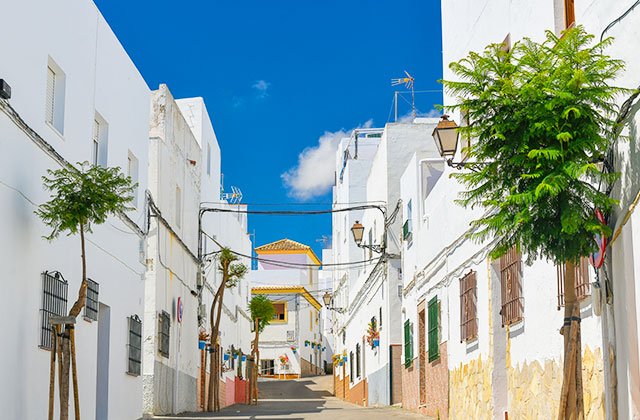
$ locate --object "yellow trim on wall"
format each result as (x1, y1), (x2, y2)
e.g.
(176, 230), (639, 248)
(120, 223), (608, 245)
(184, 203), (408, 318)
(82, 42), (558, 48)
(254, 249), (322, 266)
(251, 286), (322, 310)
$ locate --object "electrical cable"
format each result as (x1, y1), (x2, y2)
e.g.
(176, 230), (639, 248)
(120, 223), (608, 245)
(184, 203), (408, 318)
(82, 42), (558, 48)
(600, 0), (640, 42)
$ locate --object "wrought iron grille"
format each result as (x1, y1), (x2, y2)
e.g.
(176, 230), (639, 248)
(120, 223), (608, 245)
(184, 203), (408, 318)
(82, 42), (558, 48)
(499, 247), (524, 326)
(127, 315), (142, 375)
(355, 343), (361, 377)
(158, 310), (170, 357)
(460, 271), (478, 342)
(557, 258), (591, 310)
(84, 278), (99, 321)
(40, 271), (68, 349)
(349, 351), (354, 381)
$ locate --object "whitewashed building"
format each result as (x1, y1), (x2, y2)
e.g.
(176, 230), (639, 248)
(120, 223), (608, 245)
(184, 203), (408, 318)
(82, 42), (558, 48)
(251, 239), (324, 378)
(0, 0), (149, 418)
(330, 121), (438, 407)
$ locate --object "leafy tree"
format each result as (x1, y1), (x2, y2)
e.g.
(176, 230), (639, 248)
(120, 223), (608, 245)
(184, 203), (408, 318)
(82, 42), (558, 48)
(248, 295), (275, 404)
(36, 162), (135, 420)
(208, 247), (247, 412)
(442, 26), (627, 418)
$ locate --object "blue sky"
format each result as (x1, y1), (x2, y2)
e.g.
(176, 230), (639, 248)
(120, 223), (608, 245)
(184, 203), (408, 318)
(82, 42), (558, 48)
(95, 0), (443, 259)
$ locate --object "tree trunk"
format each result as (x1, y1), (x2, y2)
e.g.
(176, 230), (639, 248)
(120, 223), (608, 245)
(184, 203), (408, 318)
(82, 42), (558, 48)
(558, 261), (584, 419)
(207, 260), (229, 412)
(251, 318), (260, 404)
(70, 327), (80, 420)
(60, 333), (70, 420)
(49, 326), (57, 420)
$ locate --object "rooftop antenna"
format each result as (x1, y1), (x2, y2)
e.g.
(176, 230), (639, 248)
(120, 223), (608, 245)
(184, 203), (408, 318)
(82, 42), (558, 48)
(221, 185), (243, 204)
(391, 70), (415, 121)
(316, 235), (331, 249)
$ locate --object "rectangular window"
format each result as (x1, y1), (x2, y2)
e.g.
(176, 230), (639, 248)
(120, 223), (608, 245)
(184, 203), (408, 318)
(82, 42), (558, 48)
(40, 271), (68, 349)
(460, 271), (477, 342)
(92, 113), (109, 166)
(127, 315), (142, 375)
(557, 257), (591, 309)
(428, 296), (440, 362)
(158, 310), (170, 357)
(272, 302), (287, 322)
(565, 0), (575, 28)
(355, 343), (361, 378)
(175, 186), (182, 228)
(403, 319), (413, 366)
(45, 67), (56, 126)
(45, 59), (65, 134)
(84, 278), (99, 321)
(309, 311), (313, 331)
(499, 246), (524, 326)
(403, 200), (413, 244)
(127, 151), (139, 208)
(92, 119), (100, 165)
(261, 359), (275, 375)
(349, 351), (354, 380)
(379, 307), (382, 328)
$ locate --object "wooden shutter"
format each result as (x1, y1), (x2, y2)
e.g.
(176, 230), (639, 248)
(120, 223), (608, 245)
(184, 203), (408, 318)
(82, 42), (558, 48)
(45, 67), (56, 125)
(404, 320), (412, 366)
(460, 271), (477, 342)
(428, 296), (439, 362)
(499, 247), (523, 326)
(565, 0), (575, 28)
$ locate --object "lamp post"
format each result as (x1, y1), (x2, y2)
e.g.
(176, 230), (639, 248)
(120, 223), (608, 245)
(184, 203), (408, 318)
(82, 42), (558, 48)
(322, 291), (346, 314)
(432, 115), (485, 170)
(350, 220), (384, 254)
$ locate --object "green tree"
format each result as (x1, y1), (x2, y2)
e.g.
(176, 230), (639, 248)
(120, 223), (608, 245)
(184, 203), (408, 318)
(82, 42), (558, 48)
(442, 26), (627, 418)
(208, 248), (247, 412)
(248, 295), (275, 404)
(36, 162), (135, 420)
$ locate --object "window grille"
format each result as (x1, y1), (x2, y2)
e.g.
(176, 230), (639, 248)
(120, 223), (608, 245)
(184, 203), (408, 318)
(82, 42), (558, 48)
(403, 319), (413, 367)
(40, 271), (68, 349)
(127, 315), (142, 375)
(45, 67), (56, 125)
(355, 344), (361, 377)
(427, 296), (440, 362)
(460, 271), (478, 342)
(158, 310), (170, 357)
(499, 247), (523, 326)
(557, 258), (591, 310)
(349, 351), (354, 381)
(84, 278), (99, 321)
(92, 119), (100, 165)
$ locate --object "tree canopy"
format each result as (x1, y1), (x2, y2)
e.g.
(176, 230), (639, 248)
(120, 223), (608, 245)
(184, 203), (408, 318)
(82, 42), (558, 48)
(249, 295), (275, 332)
(218, 248), (247, 288)
(442, 26), (627, 264)
(36, 162), (136, 239)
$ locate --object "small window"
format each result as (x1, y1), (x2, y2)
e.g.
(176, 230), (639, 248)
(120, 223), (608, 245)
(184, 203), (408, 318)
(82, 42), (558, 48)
(127, 151), (139, 208)
(92, 119), (100, 165)
(355, 343), (361, 378)
(403, 200), (413, 244)
(349, 351), (354, 381)
(460, 271), (478, 342)
(84, 278), (99, 321)
(158, 310), (170, 357)
(499, 247), (524, 326)
(272, 302), (287, 322)
(557, 258), (590, 310)
(40, 271), (68, 349)
(564, 0), (575, 28)
(428, 296), (440, 362)
(379, 307), (382, 328)
(91, 113), (109, 166)
(261, 359), (275, 375)
(403, 319), (413, 366)
(45, 59), (66, 134)
(127, 315), (142, 376)
(175, 186), (182, 228)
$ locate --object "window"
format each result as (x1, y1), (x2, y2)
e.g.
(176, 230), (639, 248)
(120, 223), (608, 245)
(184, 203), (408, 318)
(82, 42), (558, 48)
(403, 200), (413, 244)
(557, 258), (591, 309)
(272, 302), (287, 322)
(127, 315), (142, 375)
(379, 307), (382, 328)
(565, 0), (575, 28)
(45, 59), (66, 134)
(175, 186), (182, 228)
(92, 119), (100, 165)
(127, 151), (139, 208)
(91, 113), (109, 166)
(499, 247), (524, 326)
(428, 296), (440, 362)
(460, 271), (478, 342)
(261, 359), (275, 375)
(420, 161), (445, 216)
(355, 343), (361, 378)
(40, 271), (68, 349)
(349, 351), (354, 380)
(403, 319), (413, 366)
(158, 310), (170, 357)
(309, 311), (313, 331)
(286, 330), (295, 341)
(84, 278), (99, 321)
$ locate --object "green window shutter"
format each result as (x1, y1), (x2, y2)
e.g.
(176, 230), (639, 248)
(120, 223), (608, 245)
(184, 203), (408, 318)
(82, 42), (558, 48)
(404, 319), (413, 366)
(428, 296), (440, 362)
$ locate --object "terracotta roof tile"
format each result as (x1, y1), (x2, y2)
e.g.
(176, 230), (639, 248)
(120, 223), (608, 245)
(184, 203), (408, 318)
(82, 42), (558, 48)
(255, 238), (311, 252)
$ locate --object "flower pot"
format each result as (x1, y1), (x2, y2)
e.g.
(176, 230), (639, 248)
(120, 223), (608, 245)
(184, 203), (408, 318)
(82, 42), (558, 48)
(373, 339), (379, 347)
(198, 340), (206, 350)
(241, 355), (247, 362)
(223, 353), (230, 361)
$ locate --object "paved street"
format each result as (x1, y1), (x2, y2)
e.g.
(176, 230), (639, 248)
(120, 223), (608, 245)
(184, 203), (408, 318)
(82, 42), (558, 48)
(151, 375), (429, 419)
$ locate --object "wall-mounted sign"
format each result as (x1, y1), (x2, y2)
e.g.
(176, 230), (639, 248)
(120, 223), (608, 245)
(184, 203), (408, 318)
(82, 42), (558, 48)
(177, 297), (183, 323)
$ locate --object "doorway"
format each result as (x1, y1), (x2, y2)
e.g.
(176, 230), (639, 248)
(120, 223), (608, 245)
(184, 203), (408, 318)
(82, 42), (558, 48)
(418, 306), (426, 405)
(95, 303), (110, 420)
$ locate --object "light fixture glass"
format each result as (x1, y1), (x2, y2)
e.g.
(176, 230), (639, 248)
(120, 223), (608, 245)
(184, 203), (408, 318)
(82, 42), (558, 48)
(351, 221), (365, 245)
(432, 115), (460, 158)
(322, 291), (332, 307)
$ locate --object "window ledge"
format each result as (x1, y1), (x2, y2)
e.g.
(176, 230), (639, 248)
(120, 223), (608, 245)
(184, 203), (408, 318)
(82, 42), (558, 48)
(45, 121), (64, 140)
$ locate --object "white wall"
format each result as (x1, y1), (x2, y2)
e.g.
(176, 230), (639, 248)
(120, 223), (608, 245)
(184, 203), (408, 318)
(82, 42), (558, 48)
(0, 0), (149, 418)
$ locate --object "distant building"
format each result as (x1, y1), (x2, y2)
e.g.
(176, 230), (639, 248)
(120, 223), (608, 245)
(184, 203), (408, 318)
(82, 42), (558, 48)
(251, 239), (325, 378)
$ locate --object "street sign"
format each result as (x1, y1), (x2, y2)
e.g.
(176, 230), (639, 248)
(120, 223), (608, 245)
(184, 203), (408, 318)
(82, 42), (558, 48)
(590, 208), (607, 269)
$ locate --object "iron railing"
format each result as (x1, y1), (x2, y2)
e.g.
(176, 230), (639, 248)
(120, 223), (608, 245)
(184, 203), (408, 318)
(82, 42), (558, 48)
(40, 271), (68, 349)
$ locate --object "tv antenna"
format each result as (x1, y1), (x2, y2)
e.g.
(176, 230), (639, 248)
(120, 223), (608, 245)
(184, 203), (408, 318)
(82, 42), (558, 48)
(220, 185), (243, 204)
(391, 70), (416, 121)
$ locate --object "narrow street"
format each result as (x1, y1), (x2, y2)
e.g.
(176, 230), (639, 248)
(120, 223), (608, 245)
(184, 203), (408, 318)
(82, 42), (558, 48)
(151, 376), (429, 419)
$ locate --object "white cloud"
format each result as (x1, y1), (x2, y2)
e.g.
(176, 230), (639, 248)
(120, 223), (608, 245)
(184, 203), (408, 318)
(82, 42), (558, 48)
(252, 80), (270, 98)
(397, 108), (441, 123)
(282, 120), (373, 200)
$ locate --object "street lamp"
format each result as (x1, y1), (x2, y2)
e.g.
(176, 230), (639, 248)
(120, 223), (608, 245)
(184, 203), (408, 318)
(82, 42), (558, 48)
(350, 221), (364, 246)
(322, 291), (346, 314)
(432, 115), (485, 170)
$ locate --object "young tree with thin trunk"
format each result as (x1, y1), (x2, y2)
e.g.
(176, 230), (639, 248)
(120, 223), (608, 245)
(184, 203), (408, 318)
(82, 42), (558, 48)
(248, 295), (275, 404)
(441, 27), (627, 419)
(207, 248), (247, 412)
(37, 162), (135, 420)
